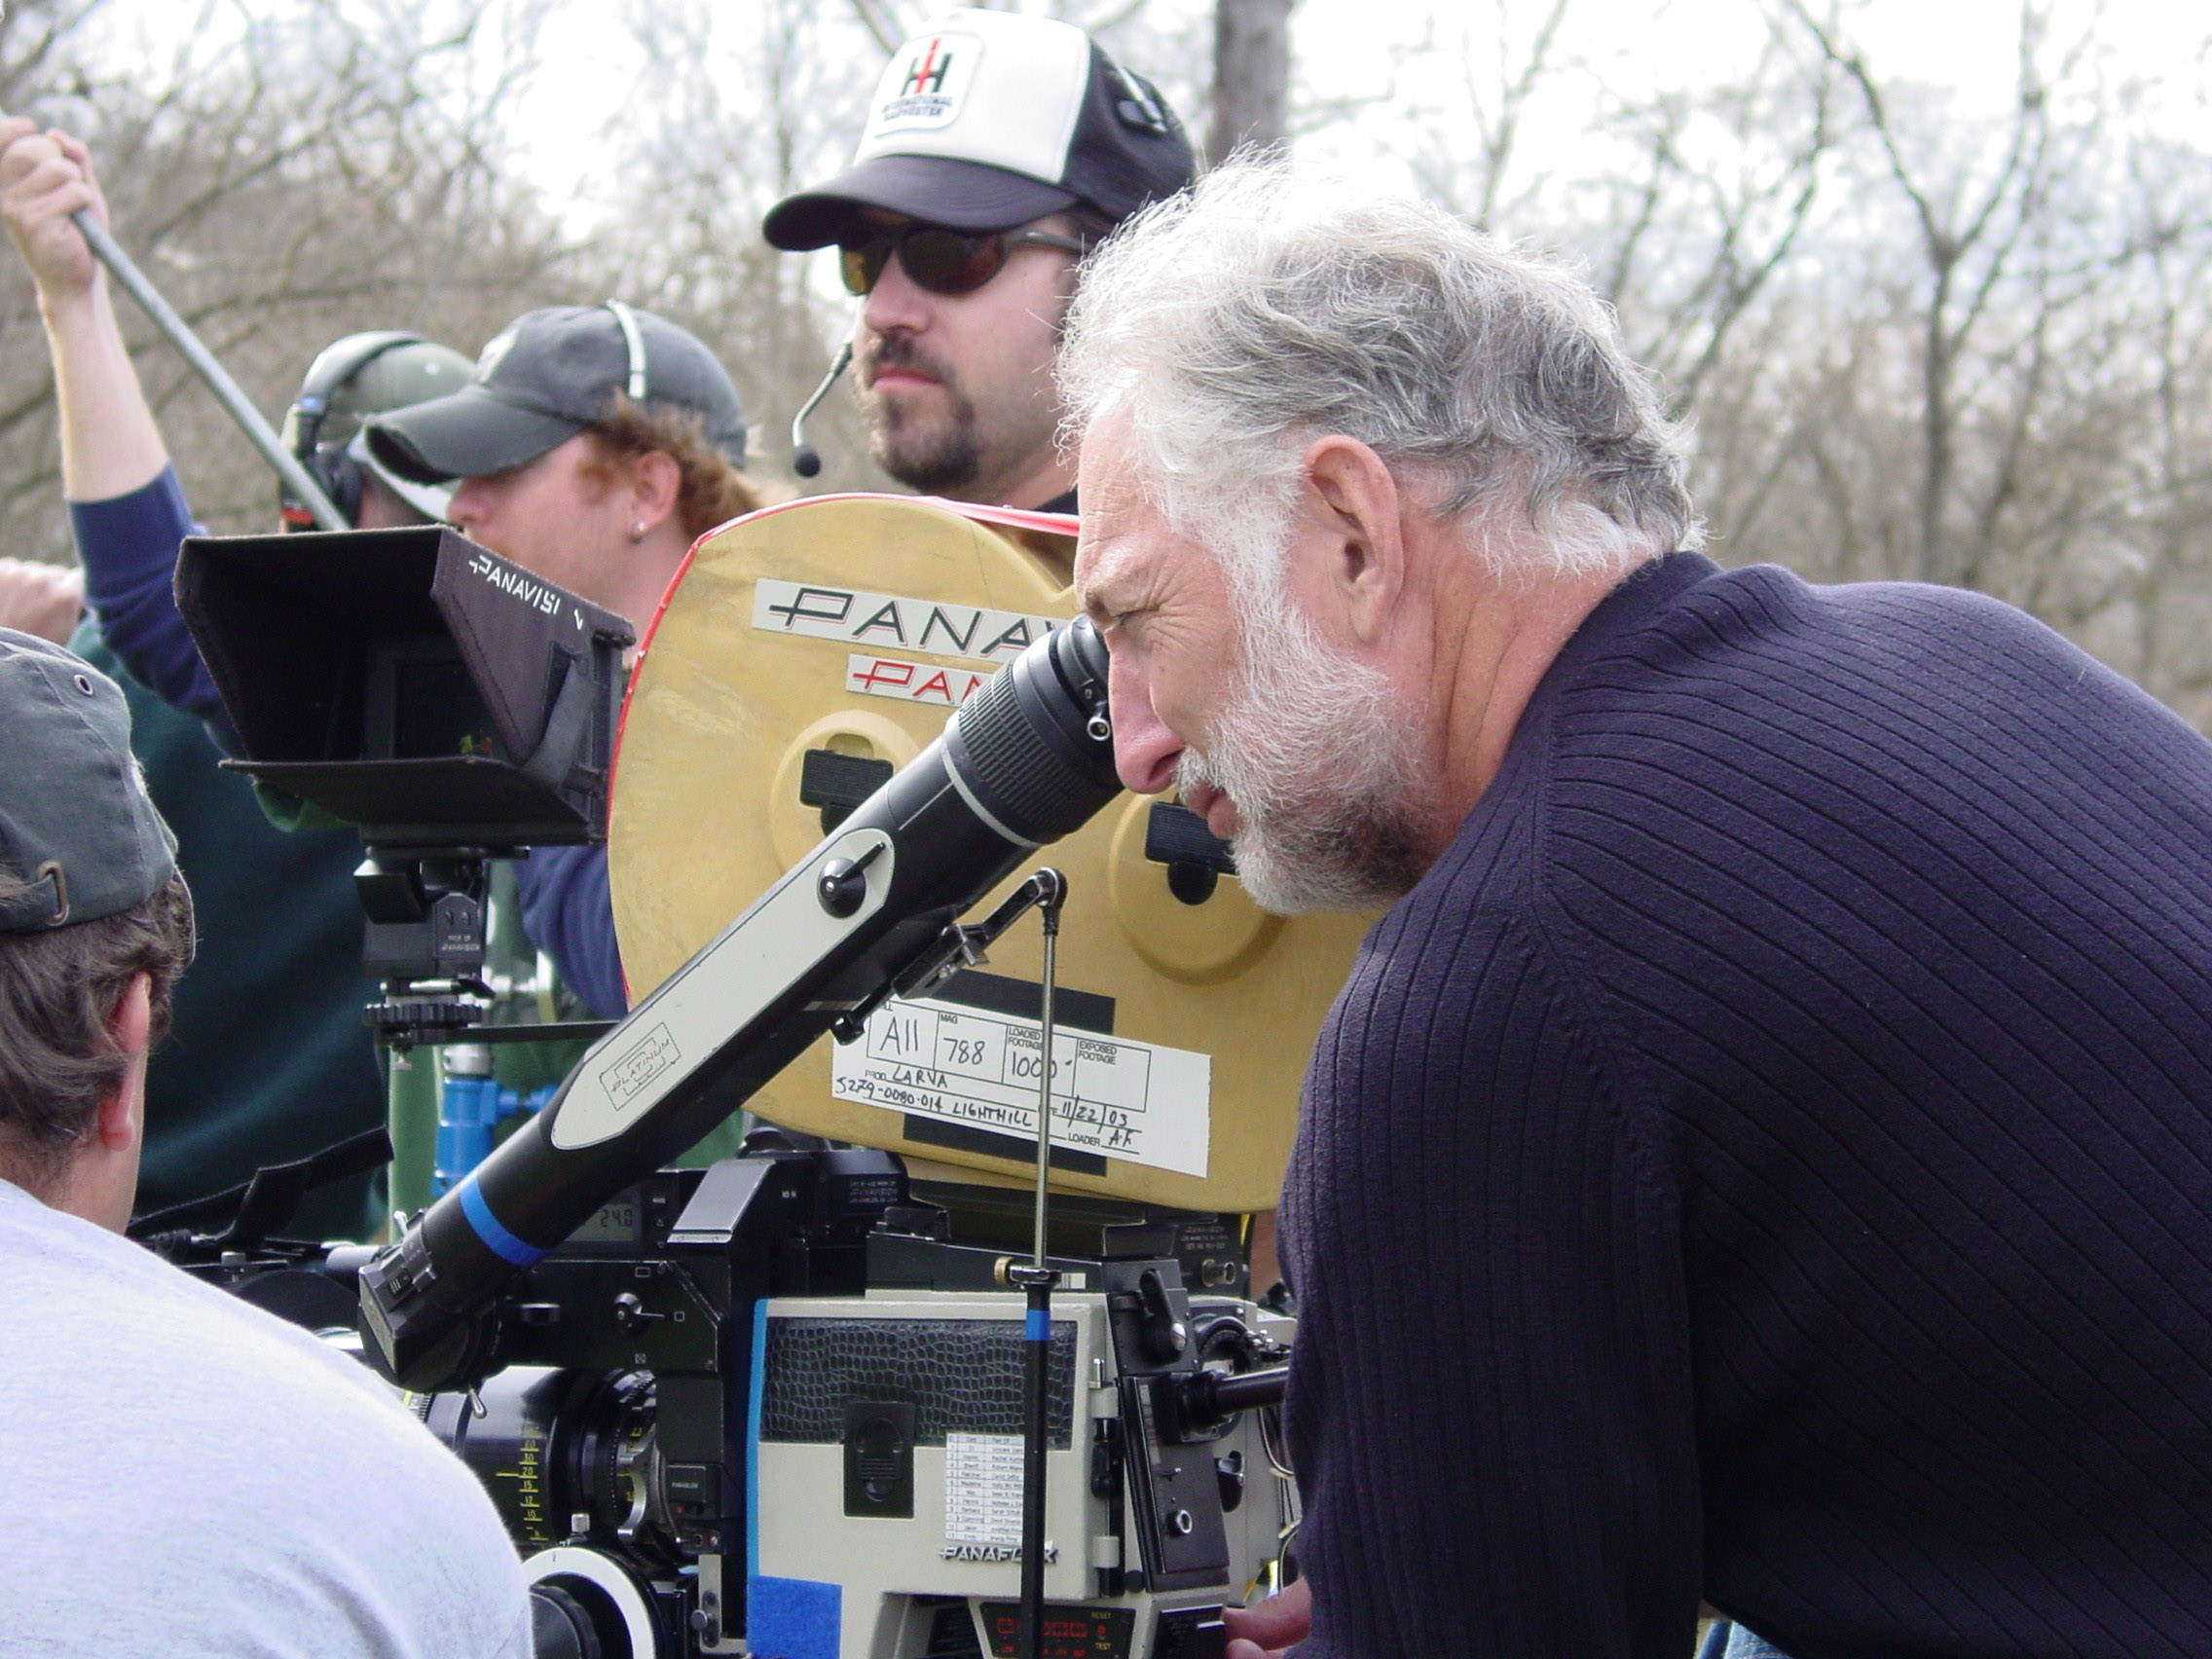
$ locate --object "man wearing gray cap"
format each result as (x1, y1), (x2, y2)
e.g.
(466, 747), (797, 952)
(763, 8), (1196, 513)
(0, 629), (531, 1658)
(367, 303), (765, 1017)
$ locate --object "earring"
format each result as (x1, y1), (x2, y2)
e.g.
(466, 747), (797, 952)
(630, 520), (646, 542)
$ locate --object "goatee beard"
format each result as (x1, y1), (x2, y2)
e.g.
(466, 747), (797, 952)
(860, 336), (983, 494)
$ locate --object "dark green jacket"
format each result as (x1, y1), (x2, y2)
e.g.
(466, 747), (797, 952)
(74, 626), (384, 1239)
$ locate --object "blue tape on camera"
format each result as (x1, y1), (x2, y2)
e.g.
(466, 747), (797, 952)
(748, 1575), (841, 1659)
(459, 1177), (546, 1267)
(1025, 1308), (1051, 1341)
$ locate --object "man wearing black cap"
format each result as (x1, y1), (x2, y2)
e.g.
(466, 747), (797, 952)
(763, 8), (1196, 514)
(0, 629), (531, 1656)
(366, 303), (764, 1017)
(369, 302), (758, 626)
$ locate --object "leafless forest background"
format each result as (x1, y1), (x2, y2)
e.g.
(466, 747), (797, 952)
(6, 0), (2212, 721)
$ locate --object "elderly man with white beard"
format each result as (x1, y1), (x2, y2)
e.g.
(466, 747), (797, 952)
(1064, 160), (2212, 1659)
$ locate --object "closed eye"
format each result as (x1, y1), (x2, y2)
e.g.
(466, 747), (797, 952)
(1100, 607), (1155, 645)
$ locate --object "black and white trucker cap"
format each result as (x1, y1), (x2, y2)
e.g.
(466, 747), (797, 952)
(763, 9), (1196, 250)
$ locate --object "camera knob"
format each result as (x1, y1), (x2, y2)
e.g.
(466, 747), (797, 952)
(817, 857), (869, 918)
(612, 1291), (666, 1331)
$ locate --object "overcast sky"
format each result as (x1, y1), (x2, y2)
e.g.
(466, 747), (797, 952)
(88, 0), (2212, 239)
(508, 1), (2207, 181)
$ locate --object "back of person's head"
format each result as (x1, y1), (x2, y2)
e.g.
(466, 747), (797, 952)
(278, 333), (474, 529)
(762, 9), (1196, 252)
(0, 630), (192, 1196)
(1059, 158), (1701, 597)
(363, 303), (761, 538)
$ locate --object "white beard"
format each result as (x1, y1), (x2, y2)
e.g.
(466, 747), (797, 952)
(1177, 586), (1430, 915)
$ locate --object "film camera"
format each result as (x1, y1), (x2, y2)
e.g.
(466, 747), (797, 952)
(402, 1145), (1292, 1659)
(169, 520), (1298, 1658)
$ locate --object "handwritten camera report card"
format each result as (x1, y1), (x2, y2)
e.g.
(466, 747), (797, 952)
(830, 993), (1212, 1179)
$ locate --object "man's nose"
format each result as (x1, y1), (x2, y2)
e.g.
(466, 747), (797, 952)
(1107, 654), (1182, 796)
(862, 255), (933, 336)
(446, 481), (488, 530)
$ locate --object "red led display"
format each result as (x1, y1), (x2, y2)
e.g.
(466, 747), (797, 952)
(978, 1602), (1136, 1659)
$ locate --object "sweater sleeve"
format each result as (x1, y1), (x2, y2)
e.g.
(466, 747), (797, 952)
(513, 843), (628, 1019)
(1279, 903), (1702, 1658)
(69, 466), (232, 732)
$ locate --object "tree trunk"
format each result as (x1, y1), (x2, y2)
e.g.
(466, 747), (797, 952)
(1208, 0), (1293, 166)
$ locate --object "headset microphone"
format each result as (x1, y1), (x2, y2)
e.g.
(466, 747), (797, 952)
(789, 340), (854, 479)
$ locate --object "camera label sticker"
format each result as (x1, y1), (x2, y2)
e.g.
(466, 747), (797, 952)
(944, 1432), (1024, 1547)
(830, 996), (1211, 1178)
(844, 652), (997, 709)
(754, 579), (1059, 667)
(600, 1023), (681, 1112)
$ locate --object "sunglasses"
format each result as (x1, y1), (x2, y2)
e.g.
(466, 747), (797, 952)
(837, 224), (1086, 297)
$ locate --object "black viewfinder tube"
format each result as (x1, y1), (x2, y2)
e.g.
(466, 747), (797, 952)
(358, 619), (1120, 1389)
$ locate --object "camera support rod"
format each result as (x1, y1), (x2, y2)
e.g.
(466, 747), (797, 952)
(1005, 868), (1069, 1659)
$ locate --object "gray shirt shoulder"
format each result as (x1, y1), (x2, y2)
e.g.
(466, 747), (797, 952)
(0, 1178), (532, 1659)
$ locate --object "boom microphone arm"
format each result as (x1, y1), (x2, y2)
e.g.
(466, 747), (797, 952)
(359, 618), (1122, 1389)
(789, 340), (853, 480)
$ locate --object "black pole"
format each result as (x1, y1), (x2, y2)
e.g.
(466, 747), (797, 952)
(1011, 1266), (1057, 1655)
(70, 209), (349, 528)
(1009, 869), (1066, 1659)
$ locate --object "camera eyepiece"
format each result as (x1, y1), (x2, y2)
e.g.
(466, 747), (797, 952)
(944, 615), (1118, 846)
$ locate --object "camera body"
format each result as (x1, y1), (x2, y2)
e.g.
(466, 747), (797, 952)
(413, 1141), (1290, 1659)
(170, 511), (1300, 1657)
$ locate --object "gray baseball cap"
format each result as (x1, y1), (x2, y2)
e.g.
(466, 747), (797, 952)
(364, 303), (749, 486)
(0, 629), (176, 933)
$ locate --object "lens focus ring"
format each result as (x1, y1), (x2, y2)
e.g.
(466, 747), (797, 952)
(946, 627), (1119, 844)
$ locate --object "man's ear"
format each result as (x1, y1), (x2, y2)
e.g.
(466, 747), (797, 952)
(94, 974), (151, 1153)
(630, 450), (683, 535)
(1300, 435), (1405, 645)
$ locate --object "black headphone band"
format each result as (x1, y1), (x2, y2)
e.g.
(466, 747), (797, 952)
(289, 330), (424, 462)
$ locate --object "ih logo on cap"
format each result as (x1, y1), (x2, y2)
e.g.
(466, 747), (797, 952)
(875, 31), (980, 132)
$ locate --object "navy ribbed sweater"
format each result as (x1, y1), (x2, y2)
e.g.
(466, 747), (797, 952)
(1277, 553), (2212, 1658)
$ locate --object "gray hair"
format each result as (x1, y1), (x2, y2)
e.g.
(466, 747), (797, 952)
(1060, 158), (1700, 595)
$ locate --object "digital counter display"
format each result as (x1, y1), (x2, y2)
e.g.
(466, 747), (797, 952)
(979, 1603), (1134, 1659)
(566, 1198), (639, 1246)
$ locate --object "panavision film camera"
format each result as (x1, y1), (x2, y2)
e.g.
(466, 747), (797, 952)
(403, 1147), (1293, 1659)
(166, 503), (1332, 1658)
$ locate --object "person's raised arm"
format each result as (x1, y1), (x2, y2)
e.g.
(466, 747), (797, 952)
(0, 121), (166, 502)
(0, 121), (229, 727)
